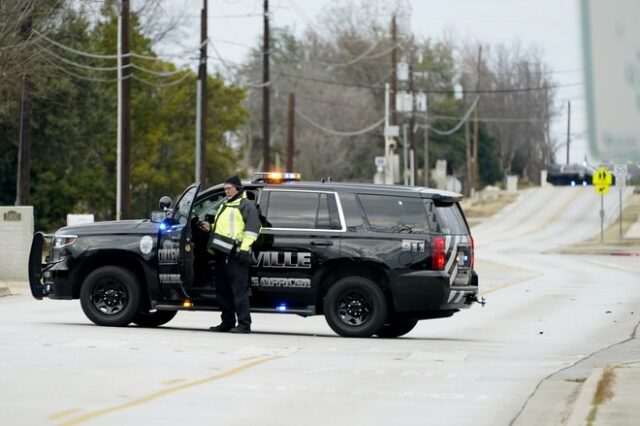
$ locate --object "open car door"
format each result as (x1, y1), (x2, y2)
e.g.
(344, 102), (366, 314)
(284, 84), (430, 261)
(157, 183), (200, 300)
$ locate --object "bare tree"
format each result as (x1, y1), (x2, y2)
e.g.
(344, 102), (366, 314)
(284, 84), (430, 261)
(459, 41), (558, 183)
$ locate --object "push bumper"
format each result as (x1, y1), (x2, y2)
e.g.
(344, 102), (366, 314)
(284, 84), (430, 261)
(28, 232), (73, 299)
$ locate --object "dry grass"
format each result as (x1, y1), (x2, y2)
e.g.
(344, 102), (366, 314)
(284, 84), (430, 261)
(586, 366), (616, 426)
(461, 191), (518, 228)
(558, 191), (640, 254)
(585, 192), (640, 242)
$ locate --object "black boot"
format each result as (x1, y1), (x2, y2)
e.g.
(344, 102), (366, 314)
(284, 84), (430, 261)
(209, 323), (234, 332)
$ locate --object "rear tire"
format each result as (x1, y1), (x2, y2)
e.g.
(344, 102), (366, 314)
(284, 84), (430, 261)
(132, 310), (177, 327)
(80, 266), (141, 326)
(376, 320), (418, 338)
(323, 277), (387, 337)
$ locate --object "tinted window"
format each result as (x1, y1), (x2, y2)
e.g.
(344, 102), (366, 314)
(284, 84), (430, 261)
(316, 193), (332, 229)
(193, 192), (226, 219)
(431, 201), (469, 235)
(340, 193), (366, 232)
(266, 191), (341, 230)
(358, 194), (429, 234)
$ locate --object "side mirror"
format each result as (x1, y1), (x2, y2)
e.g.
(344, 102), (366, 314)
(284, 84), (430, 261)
(159, 196), (172, 210)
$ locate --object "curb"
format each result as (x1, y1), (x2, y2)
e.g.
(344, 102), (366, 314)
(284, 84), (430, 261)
(566, 367), (603, 426)
(0, 285), (11, 297)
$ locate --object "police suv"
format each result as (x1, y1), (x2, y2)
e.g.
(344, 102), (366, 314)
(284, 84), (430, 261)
(29, 173), (481, 337)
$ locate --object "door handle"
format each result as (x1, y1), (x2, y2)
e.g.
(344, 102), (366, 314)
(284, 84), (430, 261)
(311, 240), (333, 246)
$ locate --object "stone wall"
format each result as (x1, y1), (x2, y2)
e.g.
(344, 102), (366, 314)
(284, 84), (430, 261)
(0, 206), (33, 281)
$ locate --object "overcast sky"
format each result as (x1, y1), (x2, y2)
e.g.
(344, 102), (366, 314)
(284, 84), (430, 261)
(155, 0), (588, 166)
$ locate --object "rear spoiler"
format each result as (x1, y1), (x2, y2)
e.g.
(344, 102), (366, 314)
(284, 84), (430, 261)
(419, 188), (463, 202)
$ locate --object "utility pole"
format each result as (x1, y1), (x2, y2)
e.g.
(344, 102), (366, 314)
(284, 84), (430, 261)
(423, 124), (429, 187)
(262, 0), (271, 171)
(117, 0), (132, 220)
(286, 93), (295, 172)
(472, 45), (482, 192)
(408, 49), (416, 185)
(566, 100), (571, 165)
(16, 12), (32, 206)
(195, 0), (208, 186)
(390, 15), (398, 127)
(465, 119), (471, 196)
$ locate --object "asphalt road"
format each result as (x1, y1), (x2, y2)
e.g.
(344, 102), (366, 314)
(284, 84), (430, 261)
(1, 186), (639, 426)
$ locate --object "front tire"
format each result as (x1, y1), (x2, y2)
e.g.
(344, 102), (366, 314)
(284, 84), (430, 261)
(323, 277), (387, 337)
(132, 310), (177, 327)
(80, 266), (141, 326)
(376, 319), (418, 338)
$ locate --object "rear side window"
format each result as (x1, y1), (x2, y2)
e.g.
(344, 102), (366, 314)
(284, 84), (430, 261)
(265, 190), (341, 230)
(339, 193), (366, 232)
(358, 194), (429, 234)
(428, 200), (469, 235)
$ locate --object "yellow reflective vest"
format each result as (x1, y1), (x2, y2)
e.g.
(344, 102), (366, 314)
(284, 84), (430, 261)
(211, 191), (261, 253)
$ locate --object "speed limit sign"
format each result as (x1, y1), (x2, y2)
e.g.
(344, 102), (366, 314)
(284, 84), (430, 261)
(614, 164), (628, 187)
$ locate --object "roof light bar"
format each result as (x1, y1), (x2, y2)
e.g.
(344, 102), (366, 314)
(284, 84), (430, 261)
(253, 172), (301, 183)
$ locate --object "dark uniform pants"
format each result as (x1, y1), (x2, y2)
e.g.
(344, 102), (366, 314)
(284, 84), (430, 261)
(214, 253), (252, 328)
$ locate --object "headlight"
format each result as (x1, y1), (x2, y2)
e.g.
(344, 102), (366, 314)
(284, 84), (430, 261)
(49, 234), (78, 263)
(53, 235), (78, 249)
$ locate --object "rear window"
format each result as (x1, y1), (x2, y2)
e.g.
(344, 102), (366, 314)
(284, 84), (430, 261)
(426, 200), (469, 235)
(358, 194), (429, 234)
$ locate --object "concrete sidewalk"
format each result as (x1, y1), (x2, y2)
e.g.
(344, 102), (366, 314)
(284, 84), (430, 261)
(567, 363), (640, 426)
(0, 281), (28, 297)
(515, 331), (640, 426)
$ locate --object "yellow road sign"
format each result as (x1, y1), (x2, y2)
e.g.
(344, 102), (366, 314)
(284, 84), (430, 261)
(592, 167), (612, 186)
(595, 184), (609, 195)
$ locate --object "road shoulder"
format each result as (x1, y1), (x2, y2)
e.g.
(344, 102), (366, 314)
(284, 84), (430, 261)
(513, 326), (640, 426)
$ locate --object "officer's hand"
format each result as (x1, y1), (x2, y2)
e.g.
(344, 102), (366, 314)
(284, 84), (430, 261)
(199, 221), (211, 232)
(235, 250), (251, 266)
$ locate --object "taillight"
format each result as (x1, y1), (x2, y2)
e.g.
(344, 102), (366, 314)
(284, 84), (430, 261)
(431, 236), (446, 270)
(470, 235), (475, 269)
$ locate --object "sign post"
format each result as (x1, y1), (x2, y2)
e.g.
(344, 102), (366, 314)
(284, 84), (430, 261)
(592, 167), (613, 242)
(614, 164), (628, 239)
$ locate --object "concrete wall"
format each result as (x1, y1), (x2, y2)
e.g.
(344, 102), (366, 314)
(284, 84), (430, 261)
(0, 206), (33, 281)
(506, 175), (519, 193)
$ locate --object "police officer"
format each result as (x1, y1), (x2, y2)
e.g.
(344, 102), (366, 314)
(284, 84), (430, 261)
(202, 176), (261, 333)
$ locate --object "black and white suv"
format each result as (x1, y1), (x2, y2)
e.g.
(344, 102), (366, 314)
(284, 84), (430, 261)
(29, 173), (481, 337)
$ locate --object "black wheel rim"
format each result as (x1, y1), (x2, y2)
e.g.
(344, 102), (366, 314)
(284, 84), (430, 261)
(91, 278), (128, 315)
(336, 290), (373, 327)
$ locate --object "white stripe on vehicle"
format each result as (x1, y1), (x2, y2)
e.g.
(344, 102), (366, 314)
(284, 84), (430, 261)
(449, 264), (459, 285)
(445, 235), (458, 272)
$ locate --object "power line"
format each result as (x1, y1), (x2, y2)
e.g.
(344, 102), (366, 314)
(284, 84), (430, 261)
(42, 57), (123, 82)
(132, 72), (190, 88)
(130, 62), (190, 77)
(39, 45), (194, 82)
(271, 68), (583, 94)
(295, 109), (385, 137)
(415, 97), (480, 136)
(38, 47), (120, 71)
(34, 29), (200, 63)
(34, 30), (118, 59)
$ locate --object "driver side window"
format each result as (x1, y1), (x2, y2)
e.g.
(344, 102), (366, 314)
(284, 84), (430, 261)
(192, 189), (261, 221)
(192, 192), (226, 221)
